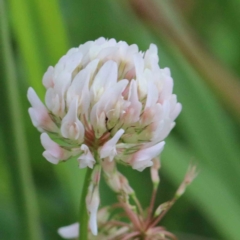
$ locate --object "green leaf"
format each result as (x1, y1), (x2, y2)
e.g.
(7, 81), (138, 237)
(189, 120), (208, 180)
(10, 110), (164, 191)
(0, 1), (42, 239)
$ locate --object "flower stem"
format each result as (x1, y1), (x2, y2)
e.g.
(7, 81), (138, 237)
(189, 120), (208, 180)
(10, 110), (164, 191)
(79, 167), (92, 240)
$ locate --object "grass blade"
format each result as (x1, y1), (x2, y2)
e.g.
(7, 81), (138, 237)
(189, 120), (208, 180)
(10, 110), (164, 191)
(0, 0), (42, 239)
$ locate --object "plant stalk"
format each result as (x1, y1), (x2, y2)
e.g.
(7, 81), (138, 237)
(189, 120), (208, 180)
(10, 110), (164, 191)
(79, 167), (92, 240)
(0, 0), (42, 239)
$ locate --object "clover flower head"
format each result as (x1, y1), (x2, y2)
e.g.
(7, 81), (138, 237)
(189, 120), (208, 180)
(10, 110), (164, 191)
(27, 37), (181, 171)
(28, 37), (182, 236)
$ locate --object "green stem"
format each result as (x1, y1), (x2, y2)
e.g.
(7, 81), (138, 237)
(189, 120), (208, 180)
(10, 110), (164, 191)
(79, 167), (92, 240)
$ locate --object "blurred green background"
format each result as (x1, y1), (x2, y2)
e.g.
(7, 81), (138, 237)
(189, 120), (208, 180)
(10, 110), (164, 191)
(1, 0), (240, 239)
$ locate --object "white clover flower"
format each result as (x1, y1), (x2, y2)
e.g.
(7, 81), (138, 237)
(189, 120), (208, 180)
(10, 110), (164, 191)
(28, 37), (181, 171)
(28, 37), (182, 237)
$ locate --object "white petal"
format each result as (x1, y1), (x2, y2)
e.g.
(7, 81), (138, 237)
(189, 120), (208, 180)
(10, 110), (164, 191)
(159, 74), (173, 102)
(90, 80), (128, 137)
(121, 80), (142, 125)
(132, 142), (165, 171)
(87, 189), (100, 236)
(27, 87), (45, 110)
(89, 212), (98, 236)
(27, 88), (58, 132)
(144, 43), (159, 68)
(90, 60), (118, 103)
(132, 159), (153, 172)
(163, 67), (171, 76)
(99, 129), (124, 161)
(66, 68), (91, 115)
(92, 80), (128, 129)
(86, 167), (101, 236)
(40, 133), (71, 162)
(170, 102), (182, 120)
(78, 144), (95, 169)
(90, 106), (107, 138)
(42, 66), (54, 88)
(134, 54), (144, 79)
(152, 120), (175, 142)
(45, 88), (65, 117)
(58, 223), (79, 239)
(61, 100), (85, 142)
(145, 81), (158, 109)
(42, 151), (60, 164)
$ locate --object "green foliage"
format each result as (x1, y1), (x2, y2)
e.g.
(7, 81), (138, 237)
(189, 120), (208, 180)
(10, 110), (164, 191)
(0, 0), (239, 239)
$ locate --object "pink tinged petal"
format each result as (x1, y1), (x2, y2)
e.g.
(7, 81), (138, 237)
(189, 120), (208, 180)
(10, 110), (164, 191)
(61, 100), (85, 142)
(90, 105), (107, 139)
(101, 157), (115, 173)
(131, 142), (165, 171)
(54, 71), (72, 95)
(90, 60), (118, 103)
(145, 81), (158, 109)
(66, 67), (91, 115)
(170, 102), (182, 120)
(140, 103), (162, 127)
(79, 42), (94, 66)
(145, 118), (174, 143)
(42, 66), (54, 89)
(99, 129), (125, 161)
(45, 88), (65, 118)
(96, 47), (119, 61)
(66, 47), (78, 56)
(85, 59), (100, 86)
(58, 223), (79, 239)
(27, 87), (58, 132)
(139, 80), (160, 125)
(134, 55), (149, 99)
(132, 159), (153, 172)
(89, 207), (98, 236)
(90, 80), (128, 137)
(42, 151), (60, 164)
(103, 80), (128, 111)
(65, 51), (83, 73)
(144, 44), (159, 68)
(40, 133), (71, 164)
(124, 67), (136, 80)
(158, 74), (174, 103)
(103, 80), (128, 128)
(169, 95), (182, 120)
(121, 80), (142, 125)
(162, 67), (171, 76)
(134, 54), (144, 79)
(119, 42), (138, 63)
(162, 100), (171, 118)
(78, 144), (95, 169)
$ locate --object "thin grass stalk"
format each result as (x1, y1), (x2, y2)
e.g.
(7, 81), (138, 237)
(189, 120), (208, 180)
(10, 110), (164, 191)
(0, 0), (42, 239)
(9, 0), (45, 97)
